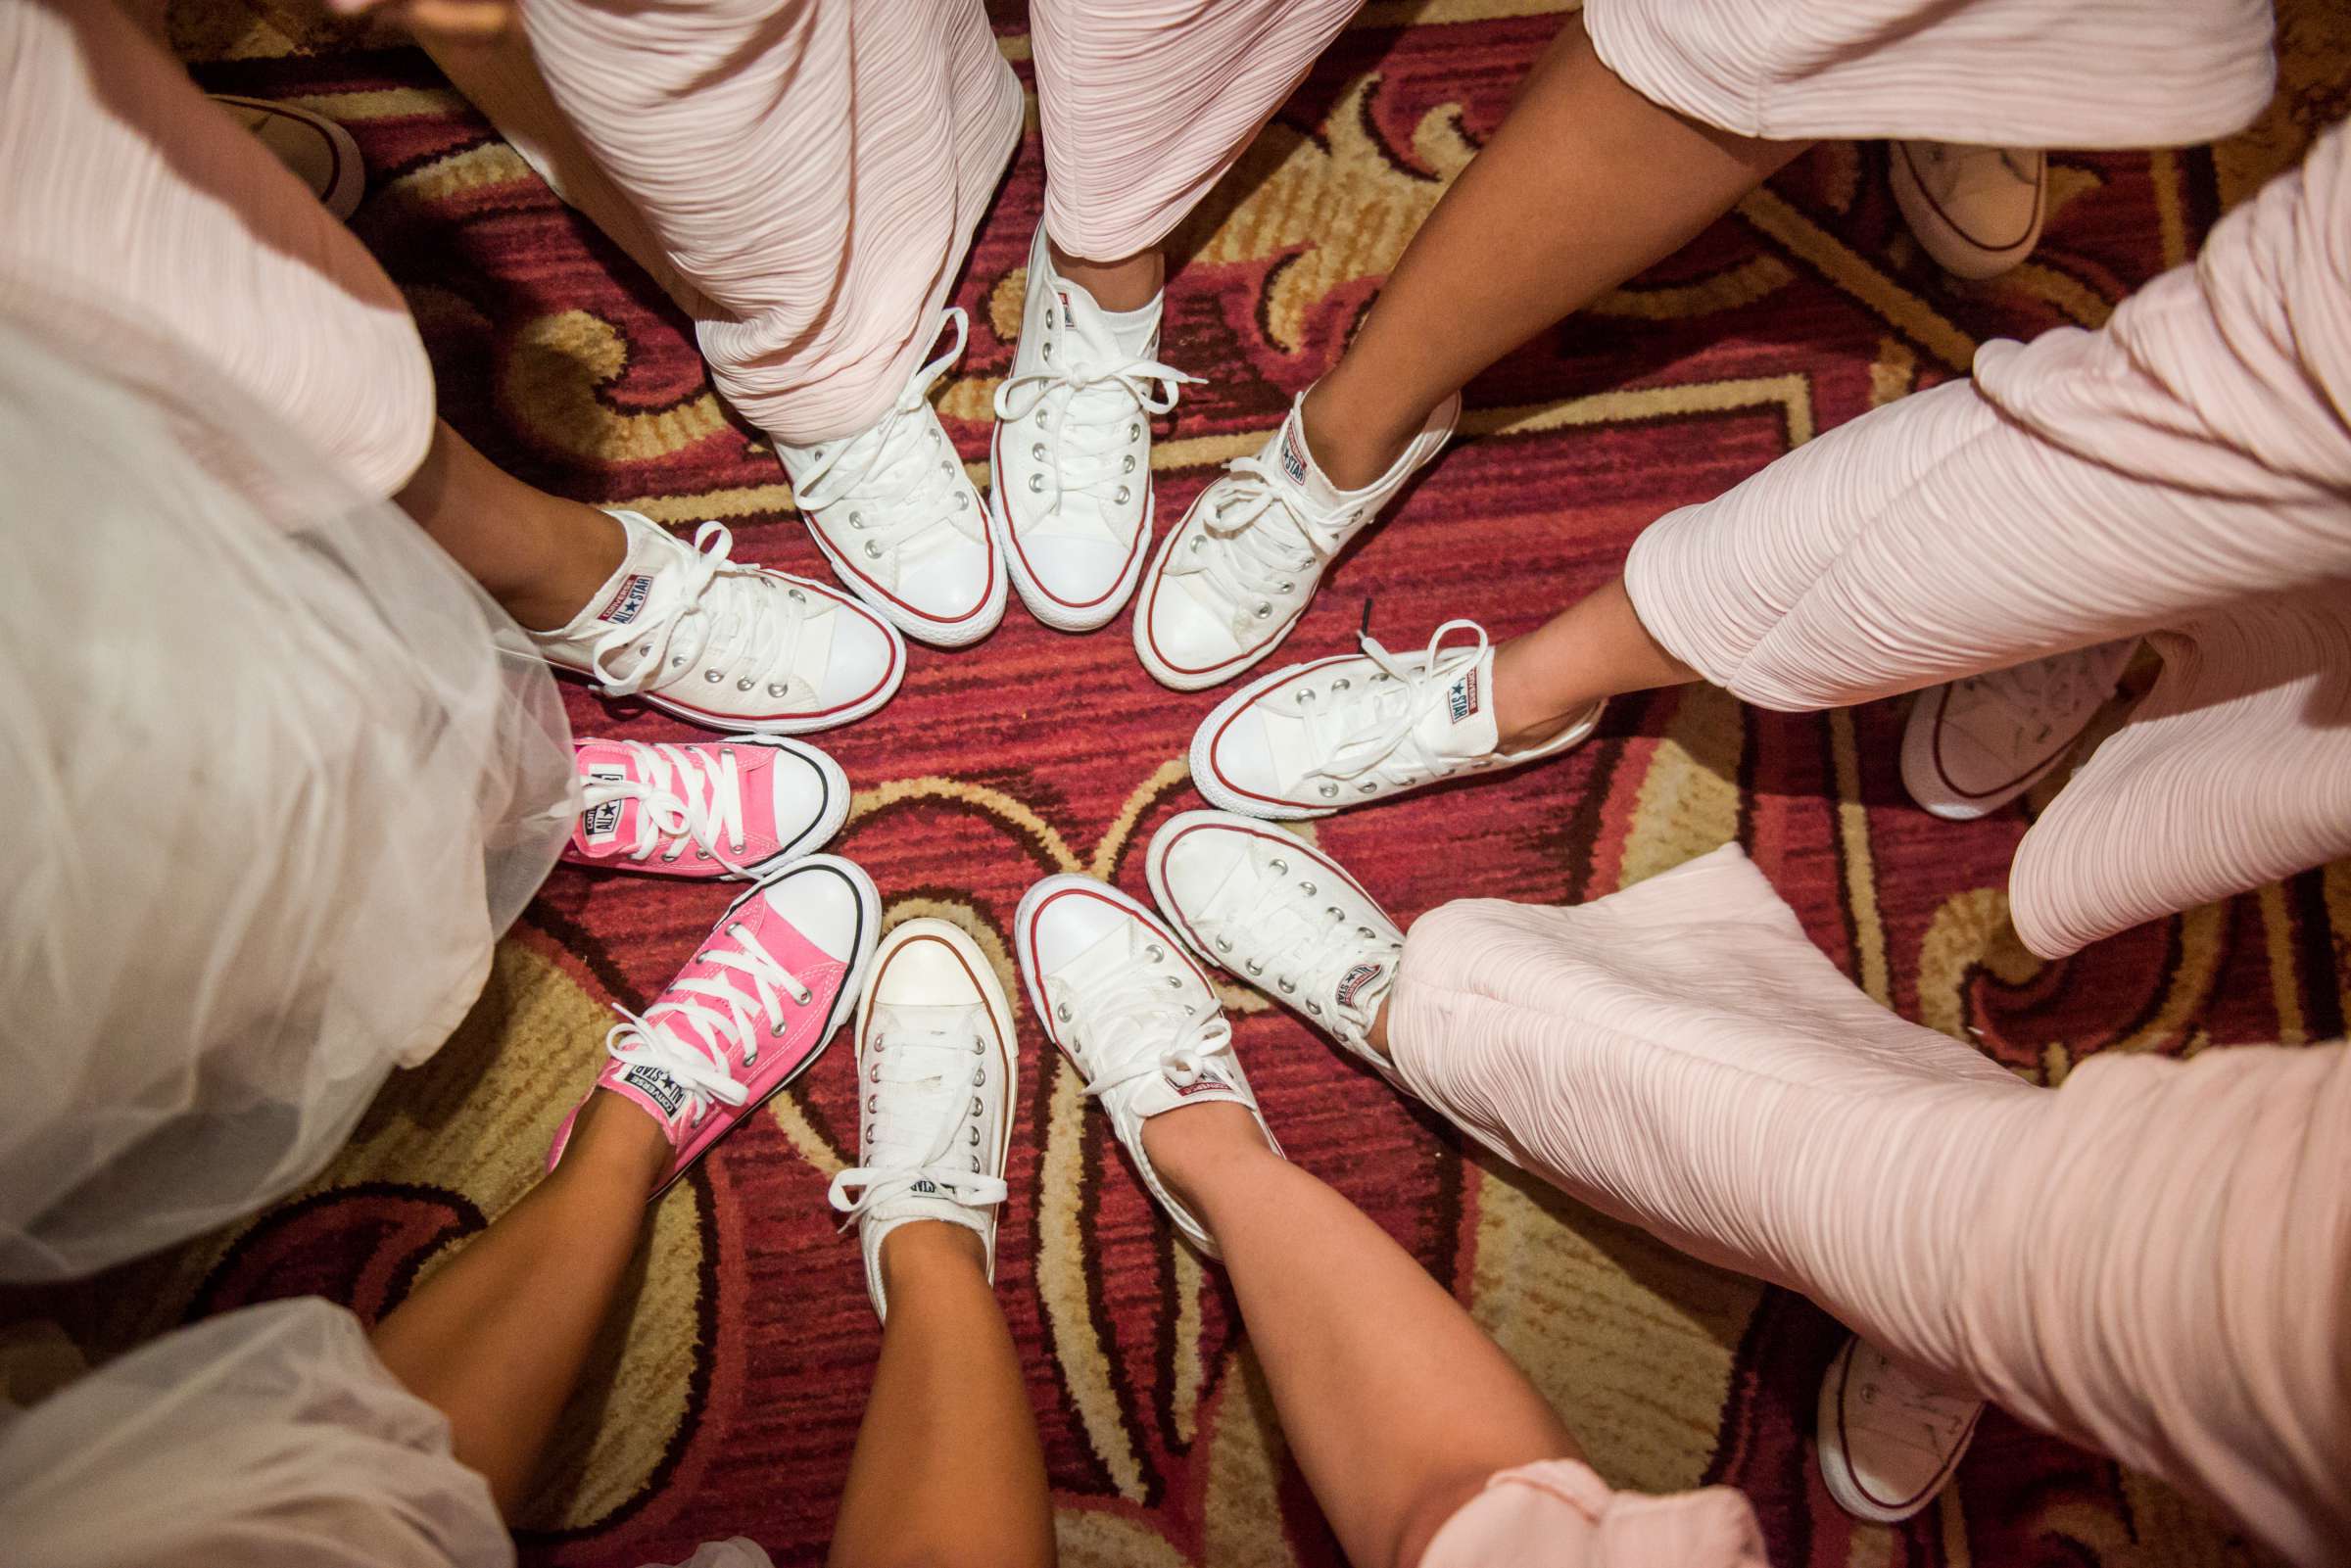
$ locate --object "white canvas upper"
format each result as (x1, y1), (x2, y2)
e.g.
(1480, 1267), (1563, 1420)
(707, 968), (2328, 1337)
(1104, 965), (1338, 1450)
(1134, 390), (1459, 691)
(828, 919), (1018, 1321)
(1891, 142), (2047, 281)
(778, 309), (1006, 648)
(1815, 1336), (1983, 1524)
(528, 509), (905, 734)
(1191, 620), (1603, 819)
(1014, 875), (1278, 1257)
(1899, 640), (2135, 821)
(990, 225), (1197, 631)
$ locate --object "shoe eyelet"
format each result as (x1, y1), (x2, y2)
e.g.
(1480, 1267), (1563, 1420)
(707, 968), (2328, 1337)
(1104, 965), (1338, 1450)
(1326, 906), (1344, 919)
(737, 677), (754, 690)
(1359, 782), (1377, 794)
(1269, 858), (1288, 875)
(867, 1093), (878, 1112)
(869, 1064), (881, 1082)
(1056, 1001), (1073, 1022)
(1122, 455), (1136, 474)
(938, 459), (952, 474)
(1115, 485), (1131, 504)
(1357, 927), (1376, 939)
(638, 644), (651, 657)
(1299, 880), (1317, 895)
(972, 1067), (985, 1085)
(1165, 975), (1181, 990)
(1043, 345), (1053, 362)
(1032, 443), (1047, 462)
(1244, 960), (1264, 976)
(863, 541), (884, 559)
(1332, 677), (1350, 691)
(696, 848), (712, 859)
(968, 1125), (981, 1146)
(768, 682), (789, 698)
(704, 669), (725, 684)
(1127, 422), (1140, 440)
(1189, 535), (1205, 552)
(970, 1096), (983, 1116)
(788, 587), (806, 602)
(1319, 784), (1339, 798)
(971, 1038), (984, 1055)
(1254, 602), (1273, 620)
(1028, 473), (1044, 494)
(1215, 936), (1231, 952)
(849, 511), (862, 526)
(954, 492), (969, 508)
(969, 1155), (982, 1171)
(1144, 943), (1164, 963)
(1277, 978), (1296, 995)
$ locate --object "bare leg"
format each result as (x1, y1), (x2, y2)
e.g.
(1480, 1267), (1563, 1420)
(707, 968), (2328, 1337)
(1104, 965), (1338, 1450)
(1490, 575), (1699, 746)
(1144, 1103), (1581, 1568)
(1300, 18), (1808, 488)
(1048, 238), (1165, 312)
(368, 1094), (667, 1513)
(394, 418), (627, 631)
(828, 1223), (1055, 1568)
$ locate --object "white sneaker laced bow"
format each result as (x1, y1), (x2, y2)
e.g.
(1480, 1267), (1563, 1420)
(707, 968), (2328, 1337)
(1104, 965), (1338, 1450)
(1952, 646), (2120, 749)
(587, 522), (818, 706)
(792, 310), (982, 566)
(1179, 452), (1356, 630)
(993, 352), (1197, 535)
(581, 741), (754, 872)
(1052, 962), (1236, 1102)
(602, 925), (815, 1128)
(1192, 852), (1394, 1030)
(827, 1019), (1008, 1224)
(1287, 619), (1493, 798)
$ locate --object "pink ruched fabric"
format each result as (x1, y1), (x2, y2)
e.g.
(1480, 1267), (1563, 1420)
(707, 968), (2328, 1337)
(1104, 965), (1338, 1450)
(515, 0), (1357, 447)
(1623, 122), (2351, 958)
(0, 0), (435, 499)
(1420, 1455), (1767, 1568)
(1581, 0), (2274, 146)
(1389, 845), (2351, 1568)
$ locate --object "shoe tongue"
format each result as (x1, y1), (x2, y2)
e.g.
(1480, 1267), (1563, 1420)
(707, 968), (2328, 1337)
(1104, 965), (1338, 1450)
(1412, 644), (1501, 760)
(600, 1068), (692, 1141)
(572, 741), (649, 852)
(1271, 403), (1348, 514)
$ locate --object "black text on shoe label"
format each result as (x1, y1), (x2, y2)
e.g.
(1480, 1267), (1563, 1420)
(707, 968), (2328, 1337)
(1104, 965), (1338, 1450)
(622, 1065), (688, 1117)
(597, 573), (655, 626)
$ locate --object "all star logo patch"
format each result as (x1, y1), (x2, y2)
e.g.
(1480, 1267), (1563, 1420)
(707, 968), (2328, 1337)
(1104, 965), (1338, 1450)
(1057, 290), (1074, 330)
(1335, 961), (1387, 1010)
(1166, 1074), (1226, 1099)
(581, 765), (627, 839)
(1447, 670), (1480, 723)
(912, 1179), (938, 1195)
(1278, 427), (1309, 485)
(596, 573), (655, 626)
(621, 1064), (688, 1117)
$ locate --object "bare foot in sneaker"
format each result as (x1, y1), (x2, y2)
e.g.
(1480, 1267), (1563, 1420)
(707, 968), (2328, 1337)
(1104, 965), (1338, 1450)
(1189, 619), (1605, 819)
(545, 855), (881, 1197)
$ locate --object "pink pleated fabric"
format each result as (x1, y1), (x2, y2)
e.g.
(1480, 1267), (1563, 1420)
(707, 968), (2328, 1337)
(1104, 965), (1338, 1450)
(1623, 122), (2351, 958)
(1421, 1455), (1767, 1568)
(509, 0), (1358, 445)
(0, 0), (434, 498)
(1388, 846), (2351, 1568)
(1581, 0), (2274, 146)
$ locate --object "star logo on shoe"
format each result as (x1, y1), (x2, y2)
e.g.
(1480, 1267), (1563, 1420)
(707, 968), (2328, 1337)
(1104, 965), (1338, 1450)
(1447, 670), (1479, 724)
(1335, 961), (1387, 1010)
(621, 1064), (689, 1117)
(1165, 1073), (1227, 1098)
(596, 573), (657, 627)
(580, 765), (628, 839)
(1277, 428), (1309, 485)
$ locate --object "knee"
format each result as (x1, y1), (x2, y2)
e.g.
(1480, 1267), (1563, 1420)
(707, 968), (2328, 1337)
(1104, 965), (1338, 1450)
(1388, 1470), (1489, 1568)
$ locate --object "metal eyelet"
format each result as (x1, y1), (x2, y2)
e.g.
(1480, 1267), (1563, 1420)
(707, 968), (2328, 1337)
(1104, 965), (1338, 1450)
(1326, 907), (1344, 919)
(1254, 602), (1273, 620)
(768, 682), (789, 698)
(867, 1094), (878, 1112)
(788, 588), (806, 602)
(737, 677), (754, 690)
(1028, 473), (1044, 494)
(1244, 960), (1264, 976)
(971, 1037), (984, 1055)
(954, 492), (969, 509)
(1189, 535), (1205, 552)
(1144, 943), (1164, 963)
(671, 654), (688, 669)
(1270, 858), (1288, 875)
(938, 459), (952, 474)
(1215, 936), (1231, 952)
(1277, 978), (1296, 994)
(863, 541), (884, 559)
(1319, 784), (1339, 798)
(1332, 677), (1350, 691)
(1115, 486), (1130, 504)
(968, 1125), (981, 1146)
(1122, 455), (1136, 473)
(869, 1064), (881, 1082)
(1032, 443), (1047, 462)
(1357, 927), (1377, 939)
(969, 1155), (982, 1171)
(1165, 975), (1181, 990)
(970, 1096), (983, 1116)
(848, 510), (862, 526)
(704, 669), (724, 684)
(972, 1067), (985, 1085)
(1042, 345), (1053, 362)
(1299, 880), (1317, 895)
(696, 848), (712, 859)
(1359, 783), (1377, 794)
(1056, 1001), (1073, 1022)
(1127, 422), (1140, 440)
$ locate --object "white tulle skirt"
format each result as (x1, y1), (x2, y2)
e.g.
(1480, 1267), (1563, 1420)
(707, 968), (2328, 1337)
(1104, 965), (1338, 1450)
(0, 320), (575, 1280)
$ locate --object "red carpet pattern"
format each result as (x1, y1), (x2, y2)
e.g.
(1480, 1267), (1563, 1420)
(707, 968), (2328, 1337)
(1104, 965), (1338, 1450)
(30, 2), (2351, 1564)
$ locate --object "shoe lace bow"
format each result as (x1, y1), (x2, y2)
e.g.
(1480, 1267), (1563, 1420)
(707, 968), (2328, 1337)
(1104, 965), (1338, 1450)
(602, 924), (815, 1127)
(827, 1018), (1009, 1223)
(1293, 618), (1490, 792)
(581, 740), (754, 873)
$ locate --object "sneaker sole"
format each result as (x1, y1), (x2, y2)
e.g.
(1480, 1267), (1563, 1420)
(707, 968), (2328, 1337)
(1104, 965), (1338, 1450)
(801, 510), (1008, 650)
(986, 465), (1153, 634)
(1813, 1338), (1981, 1525)
(644, 853), (883, 1201)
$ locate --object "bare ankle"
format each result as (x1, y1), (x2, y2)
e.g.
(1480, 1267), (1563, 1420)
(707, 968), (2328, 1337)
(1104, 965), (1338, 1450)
(878, 1220), (988, 1296)
(1046, 237), (1164, 312)
(1141, 1102), (1276, 1216)
(1366, 996), (1394, 1063)
(500, 503), (629, 633)
(1489, 633), (1597, 751)
(1300, 375), (1424, 492)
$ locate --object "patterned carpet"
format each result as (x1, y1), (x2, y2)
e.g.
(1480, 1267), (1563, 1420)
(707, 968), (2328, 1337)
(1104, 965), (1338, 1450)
(36, 1), (2351, 1564)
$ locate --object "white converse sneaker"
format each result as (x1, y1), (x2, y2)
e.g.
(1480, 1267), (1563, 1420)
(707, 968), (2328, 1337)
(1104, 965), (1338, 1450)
(1816, 1337), (1982, 1524)
(1900, 640), (2135, 821)
(1146, 811), (1401, 1082)
(1134, 390), (1459, 691)
(1891, 142), (2046, 281)
(1191, 619), (1602, 819)
(1014, 875), (1280, 1257)
(529, 510), (904, 734)
(778, 309), (1006, 648)
(827, 919), (1017, 1321)
(990, 225), (1198, 632)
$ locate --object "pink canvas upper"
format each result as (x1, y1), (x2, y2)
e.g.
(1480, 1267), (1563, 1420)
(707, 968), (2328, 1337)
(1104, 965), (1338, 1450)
(563, 738), (800, 879)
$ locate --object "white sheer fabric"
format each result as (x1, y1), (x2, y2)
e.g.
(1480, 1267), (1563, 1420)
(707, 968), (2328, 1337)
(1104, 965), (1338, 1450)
(0, 322), (574, 1279)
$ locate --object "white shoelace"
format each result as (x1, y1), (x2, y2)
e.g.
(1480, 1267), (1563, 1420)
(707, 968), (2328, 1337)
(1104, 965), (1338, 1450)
(1912, 142), (2039, 197)
(993, 352), (1196, 532)
(1191, 856), (1394, 1033)
(580, 741), (751, 871)
(1953, 646), (2119, 748)
(1290, 619), (1491, 794)
(1053, 965), (1237, 1102)
(792, 310), (980, 562)
(1183, 451), (1354, 627)
(586, 522), (815, 703)
(602, 925), (814, 1128)
(827, 1019), (1009, 1224)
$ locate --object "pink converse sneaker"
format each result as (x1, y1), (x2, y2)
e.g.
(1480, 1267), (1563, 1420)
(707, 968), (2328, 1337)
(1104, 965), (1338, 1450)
(563, 736), (849, 880)
(547, 855), (881, 1197)
(528, 510), (905, 735)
